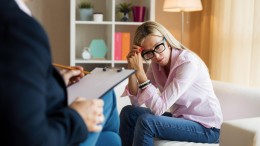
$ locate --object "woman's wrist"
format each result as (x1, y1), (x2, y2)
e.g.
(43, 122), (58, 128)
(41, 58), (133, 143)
(135, 70), (148, 84)
(138, 80), (151, 90)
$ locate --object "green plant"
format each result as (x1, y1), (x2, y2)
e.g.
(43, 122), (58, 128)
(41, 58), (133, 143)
(117, 2), (132, 13)
(79, 1), (93, 9)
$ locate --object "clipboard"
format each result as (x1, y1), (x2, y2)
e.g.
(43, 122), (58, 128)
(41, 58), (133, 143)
(67, 67), (135, 104)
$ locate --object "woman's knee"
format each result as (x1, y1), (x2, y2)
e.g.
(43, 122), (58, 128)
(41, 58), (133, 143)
(134, 113), (155, 137)
(136, 113), (154, 129)
(120, 105), (134, 120)
(120, 106), (153, 122)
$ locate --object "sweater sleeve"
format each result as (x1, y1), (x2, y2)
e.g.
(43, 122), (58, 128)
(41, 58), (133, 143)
(120, 65), (156, 106)
(140, 61), (200, 115)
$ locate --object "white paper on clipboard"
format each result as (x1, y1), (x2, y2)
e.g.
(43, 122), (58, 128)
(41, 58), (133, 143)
(67, 67), (135, 104)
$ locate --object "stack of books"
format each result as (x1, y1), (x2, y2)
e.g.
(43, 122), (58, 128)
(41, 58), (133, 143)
(114, 32), (130, 61)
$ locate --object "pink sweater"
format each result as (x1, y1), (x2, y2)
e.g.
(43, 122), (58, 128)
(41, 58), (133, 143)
(122, 49), (223, 128)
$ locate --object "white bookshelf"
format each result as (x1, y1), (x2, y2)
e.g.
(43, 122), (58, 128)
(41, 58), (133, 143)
(70, 0), (155, 71)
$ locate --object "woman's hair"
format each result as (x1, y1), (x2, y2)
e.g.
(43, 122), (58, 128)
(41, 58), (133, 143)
(133, 21), (208, 70)
(133, 21), (188, 50)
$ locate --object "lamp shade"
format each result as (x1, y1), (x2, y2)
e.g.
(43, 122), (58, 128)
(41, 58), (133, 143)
(163, 0), (203, 12)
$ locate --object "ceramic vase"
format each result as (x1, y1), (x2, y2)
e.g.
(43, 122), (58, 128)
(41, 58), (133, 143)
(79, 8), (93, 21)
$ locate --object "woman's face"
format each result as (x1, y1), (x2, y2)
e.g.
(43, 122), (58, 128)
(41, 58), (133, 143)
(141, 35), (171, 66)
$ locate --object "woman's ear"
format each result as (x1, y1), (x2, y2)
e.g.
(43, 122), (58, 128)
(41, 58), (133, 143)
(165, 41), (171, 49)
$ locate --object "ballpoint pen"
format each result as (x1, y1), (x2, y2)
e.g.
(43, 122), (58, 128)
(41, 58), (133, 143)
(53, 63), (91, 74)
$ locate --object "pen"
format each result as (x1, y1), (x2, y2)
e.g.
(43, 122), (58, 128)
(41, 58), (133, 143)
(53, 63), (91, 74)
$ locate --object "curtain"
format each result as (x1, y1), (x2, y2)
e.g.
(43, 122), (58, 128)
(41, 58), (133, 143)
(209, 0), (260, 88)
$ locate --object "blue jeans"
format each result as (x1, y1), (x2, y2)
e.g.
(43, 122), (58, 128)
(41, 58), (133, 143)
(120, 105), (220, 146)
(80, 90), (121, 146)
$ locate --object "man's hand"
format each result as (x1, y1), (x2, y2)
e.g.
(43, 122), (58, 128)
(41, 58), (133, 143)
(59, 66), (85, 86)
(70, 98), (104, 132)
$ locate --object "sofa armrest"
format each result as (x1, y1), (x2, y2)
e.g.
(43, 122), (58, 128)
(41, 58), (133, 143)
(220, 117), (260, 146)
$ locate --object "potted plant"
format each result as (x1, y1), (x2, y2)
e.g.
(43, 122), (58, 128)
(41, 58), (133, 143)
(79, 0), (93, 21)
(117, 2), (132, 22)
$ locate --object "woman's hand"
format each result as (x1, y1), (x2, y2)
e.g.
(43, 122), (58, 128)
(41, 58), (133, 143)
(59, 66), (85, 86)
(127, 45), (144, 71)
(70, 98), (104, 132)
(127, 45), (148, 84)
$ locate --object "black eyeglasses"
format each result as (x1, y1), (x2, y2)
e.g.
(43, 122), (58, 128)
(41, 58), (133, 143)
(141, 37), (166, 60)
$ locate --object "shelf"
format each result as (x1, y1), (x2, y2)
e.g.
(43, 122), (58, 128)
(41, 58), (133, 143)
(74, 21), (143, 25)
(70, 0), (155, 67)
(75, 21), (113, 25)
(75, 59), (112, 64)
(114, 22), (143, 26)
(114, 60), (128, 64)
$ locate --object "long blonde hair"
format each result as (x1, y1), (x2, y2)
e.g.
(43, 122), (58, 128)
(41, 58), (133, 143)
(133, 21), (188, 50)
(133, 21), (208, 70)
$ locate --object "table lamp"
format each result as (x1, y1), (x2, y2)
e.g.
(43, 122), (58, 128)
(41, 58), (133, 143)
(163, 0), (203, 43)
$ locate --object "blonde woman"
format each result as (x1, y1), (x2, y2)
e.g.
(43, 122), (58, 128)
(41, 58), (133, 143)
(120, 21), (223, 146)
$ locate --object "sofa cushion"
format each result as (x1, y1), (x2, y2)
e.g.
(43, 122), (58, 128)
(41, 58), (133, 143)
(212, 80), (260, 121)
(220, 117), (260, 146)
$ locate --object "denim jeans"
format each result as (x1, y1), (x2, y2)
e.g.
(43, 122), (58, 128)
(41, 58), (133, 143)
(80, 90), (121, 146)
(120, 105), (220, 146)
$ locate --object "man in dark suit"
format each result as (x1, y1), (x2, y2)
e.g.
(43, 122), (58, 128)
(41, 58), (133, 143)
(0, 0), (121, 145)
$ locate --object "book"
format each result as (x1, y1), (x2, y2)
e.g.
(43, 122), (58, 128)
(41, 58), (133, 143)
(114, 32), (122, 60)
(121, 32), (130, 60)
(67, 67), (135, 104)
